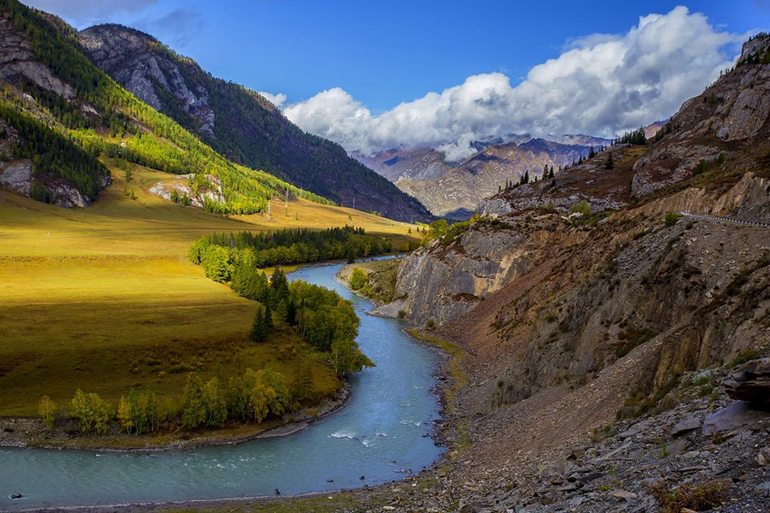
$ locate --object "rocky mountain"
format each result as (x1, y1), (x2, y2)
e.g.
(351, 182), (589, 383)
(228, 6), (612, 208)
(351, 147), (451, 182)
(352, 133), (614, 219)
(0, 0), (336, 213)
(373, 33), (770, 511)
(79, 24), (432, 222)
(397, 138), (598, 218)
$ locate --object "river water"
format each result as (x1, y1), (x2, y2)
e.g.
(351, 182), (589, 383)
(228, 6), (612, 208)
(0, 260), (443, 510)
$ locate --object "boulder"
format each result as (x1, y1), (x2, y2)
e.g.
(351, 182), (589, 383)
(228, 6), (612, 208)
(702, 401), (769, 435)
(723, 358), (770, 408)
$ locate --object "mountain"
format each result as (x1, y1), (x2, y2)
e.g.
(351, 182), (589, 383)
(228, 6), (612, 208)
(0, 0), (333, 213)
(351, 133), (612, 218)
(396, 138), (598, 218)
(78, 24), (432, 222)
(373, 34), (770, 511)
(351, 147), (451, 182)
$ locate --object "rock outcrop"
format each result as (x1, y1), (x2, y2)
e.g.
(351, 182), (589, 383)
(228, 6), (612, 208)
(0, 159), (31, 195)
(724, 359), (770, 408)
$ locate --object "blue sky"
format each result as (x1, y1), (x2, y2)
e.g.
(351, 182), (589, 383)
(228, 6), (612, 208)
(23, 1), (769, 155)
(25, 1), (765, 111)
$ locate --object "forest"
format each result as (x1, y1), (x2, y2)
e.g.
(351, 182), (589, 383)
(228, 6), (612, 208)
(188, 226), (393, 276)
(0, 100), (109, 200)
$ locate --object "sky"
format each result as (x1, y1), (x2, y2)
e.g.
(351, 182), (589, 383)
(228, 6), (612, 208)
(23, 0), (770, 158)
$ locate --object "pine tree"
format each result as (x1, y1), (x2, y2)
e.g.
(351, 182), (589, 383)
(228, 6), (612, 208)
(250, 302), (272, 342)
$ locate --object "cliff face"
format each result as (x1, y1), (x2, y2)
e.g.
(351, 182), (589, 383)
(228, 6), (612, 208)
(384, 36), (770, 493)
(80, 24), (433, 222)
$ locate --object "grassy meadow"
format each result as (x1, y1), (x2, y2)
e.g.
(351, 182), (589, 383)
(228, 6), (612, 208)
(0, 163), (416, 417)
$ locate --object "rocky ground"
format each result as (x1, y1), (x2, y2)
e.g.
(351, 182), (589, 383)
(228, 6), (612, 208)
(338, 362), (770, 513)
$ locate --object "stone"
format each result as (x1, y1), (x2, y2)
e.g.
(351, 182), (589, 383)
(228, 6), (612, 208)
(724, 358), (770, 407)
(756, 447), (770, 467)
(672, 415), (703, 437)
(610, 489), (637, 501)
(0, 159), (32, 195)
(702, 401), (770, 435)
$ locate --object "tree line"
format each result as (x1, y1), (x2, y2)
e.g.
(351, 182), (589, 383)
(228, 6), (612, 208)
(37, 367), (300, 435)
(188, 226), (393, 279)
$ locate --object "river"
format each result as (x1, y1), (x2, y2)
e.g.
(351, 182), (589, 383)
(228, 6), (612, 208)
(0, 260), (443, 510)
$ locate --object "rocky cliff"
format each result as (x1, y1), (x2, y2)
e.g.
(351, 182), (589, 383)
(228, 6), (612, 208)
(378, 33), (770, 512)
(79, 24), (433, 222)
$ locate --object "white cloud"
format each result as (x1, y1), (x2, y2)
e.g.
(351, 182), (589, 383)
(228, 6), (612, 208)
(22, 0), (158, 27)
(283, 6), (741, 160)
(258, 91), (288, 109)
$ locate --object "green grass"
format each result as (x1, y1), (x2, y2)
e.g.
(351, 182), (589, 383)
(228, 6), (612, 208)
(0, 163), (418, 417)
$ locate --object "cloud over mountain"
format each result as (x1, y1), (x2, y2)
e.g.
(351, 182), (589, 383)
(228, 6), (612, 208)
(280, 7), (740, 160)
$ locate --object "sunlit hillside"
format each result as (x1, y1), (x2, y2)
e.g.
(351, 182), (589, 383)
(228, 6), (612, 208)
(0, 161), (416, 422)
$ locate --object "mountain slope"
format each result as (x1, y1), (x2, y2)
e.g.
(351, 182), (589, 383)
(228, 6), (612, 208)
(351, 147), (451, 182)
(0, 0), (331, 213)
(79, 24), (432, 222)
(373, 34), (770, 511)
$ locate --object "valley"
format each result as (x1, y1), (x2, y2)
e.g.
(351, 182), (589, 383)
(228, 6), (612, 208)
(0, 159), (415, 443)
(0, 1), (768, 511)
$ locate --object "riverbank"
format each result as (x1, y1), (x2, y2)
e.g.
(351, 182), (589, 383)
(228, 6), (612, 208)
(1, 327), (462, 513)
(336, 258), (401, 306)
(0, 384), (351, 452)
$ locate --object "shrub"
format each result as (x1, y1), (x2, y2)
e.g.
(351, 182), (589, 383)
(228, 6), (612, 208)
(664, 211), (680, 226)
(650, 480), (729, 513)
(349, 268), (369, 291)
(38, 395), (57, 429)
(570, 200), (591, 217)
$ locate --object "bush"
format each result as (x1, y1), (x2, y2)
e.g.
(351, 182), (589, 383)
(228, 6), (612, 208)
(650, 480), (729, 513)
(664, 211), (680, 226)
(349, 268), (368, 290)
(570, 200), (591, 217)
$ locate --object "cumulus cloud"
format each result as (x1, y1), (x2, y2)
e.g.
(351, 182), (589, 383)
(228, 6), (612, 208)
(258, 92), (288, 109)
(283, 6), (741, 160)
(22, 0), (158, 27)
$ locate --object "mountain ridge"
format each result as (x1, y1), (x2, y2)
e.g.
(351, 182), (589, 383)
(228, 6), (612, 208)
(79, 23), (432, 222)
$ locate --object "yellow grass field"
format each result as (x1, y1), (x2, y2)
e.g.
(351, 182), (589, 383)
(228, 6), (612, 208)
(0, 164), (417, 416)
